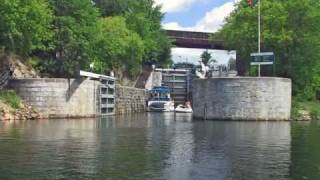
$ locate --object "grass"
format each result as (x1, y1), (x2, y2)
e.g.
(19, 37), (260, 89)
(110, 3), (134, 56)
(0, 90), (21, 109)
(292, 99), (320, 120)
(302, 101), (320, 120)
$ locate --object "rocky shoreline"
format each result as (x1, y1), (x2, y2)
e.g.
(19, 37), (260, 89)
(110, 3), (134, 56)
(0, 103), (46, 120)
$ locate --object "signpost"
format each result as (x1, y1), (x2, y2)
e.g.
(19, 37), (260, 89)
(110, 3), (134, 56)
(250, 52), (274, 76)
(249, 0), (275, 77)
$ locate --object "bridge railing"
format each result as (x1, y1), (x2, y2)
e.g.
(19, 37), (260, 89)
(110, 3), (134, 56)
(166, 30), (210, 39)
(165, 30), (225, 49)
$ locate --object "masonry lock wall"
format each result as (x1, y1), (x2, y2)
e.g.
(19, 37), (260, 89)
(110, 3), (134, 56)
(8, 79), (148, 118)
(115, 85), (148, 114)
(192, 77), (292, 121)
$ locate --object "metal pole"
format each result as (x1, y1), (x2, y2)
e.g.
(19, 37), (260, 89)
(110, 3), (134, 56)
(258, 0), (261, 77)
(258, 0), (261, 53)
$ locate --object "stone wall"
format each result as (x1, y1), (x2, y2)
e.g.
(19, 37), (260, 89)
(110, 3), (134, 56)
(115, 85), (148, 114)
(8, 79), (148, 118)
(145, 71), (162, 90)
(192, 77), (292, 121)
(8, 78), (100, 118)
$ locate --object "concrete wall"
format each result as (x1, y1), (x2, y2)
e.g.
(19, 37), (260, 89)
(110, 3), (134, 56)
(145, 71), (162, 90)
(192, 77), (292, 121)
(115, 85), (148, 114)
(9, 78), (100, 118)
(8, 79), (149, 118)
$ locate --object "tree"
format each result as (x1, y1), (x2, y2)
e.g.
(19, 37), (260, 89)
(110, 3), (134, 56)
(217, 0), (320, 100)
(48, 0), (100, 76)
(0, 0), (53, 55)
(125, 0), (172, 65)
(94, 0), (128, 16)
(91, 16), (144, 77)
(94, 0), (172, 66)
(0, 0), (172, 80)
(201, 50), (212, 66)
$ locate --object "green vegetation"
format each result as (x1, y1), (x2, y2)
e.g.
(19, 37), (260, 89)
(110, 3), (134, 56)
(216, 0), (320, 101)
(301, 101), (320, 120)
(0, 0), (171, 78)
(200, 50), (212, 66)
(217, 0), (320, 118)
(91, 16), (144, 76)
(0, 90), (21, 109)
(0, 0), (53, 55)
(291, 99), (320, 120)
(291, 99), (302, 120)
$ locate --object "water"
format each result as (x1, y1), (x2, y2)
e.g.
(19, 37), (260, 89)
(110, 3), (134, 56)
(0, 113), (319, 180)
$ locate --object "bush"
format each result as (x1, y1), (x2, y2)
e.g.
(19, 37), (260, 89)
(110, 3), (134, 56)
(0, 90), (21, 109)
(27, 57), (65, 77)
(310, 107), (320, 120)
(292, 100), (320, 120)
(291, 99), (302, 120)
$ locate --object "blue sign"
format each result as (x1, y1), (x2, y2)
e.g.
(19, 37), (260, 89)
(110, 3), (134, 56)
(250, 52), (274, 65)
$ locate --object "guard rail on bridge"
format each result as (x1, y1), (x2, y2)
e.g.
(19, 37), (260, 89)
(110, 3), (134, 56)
(165, 30), (225, 49)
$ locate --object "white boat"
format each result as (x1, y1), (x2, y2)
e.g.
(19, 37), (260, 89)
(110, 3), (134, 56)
(147, 86), (175, 112)
(148, 100), (175, 112)
(175, 104), (193, 113)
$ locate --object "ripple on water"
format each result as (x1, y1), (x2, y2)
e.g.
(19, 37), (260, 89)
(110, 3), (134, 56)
(0, 116), (319, 179)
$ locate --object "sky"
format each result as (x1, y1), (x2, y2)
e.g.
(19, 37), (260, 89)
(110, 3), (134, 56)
(154, 0), (240, 65)
(172, 48), (236, 65)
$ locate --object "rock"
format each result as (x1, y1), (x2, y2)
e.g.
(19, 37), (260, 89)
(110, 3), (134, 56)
(27, 114), (32, 119)
(31, 113), (39, 119)
(297, 110), (312, 121)
(3, 112), (11, 120)
(0, 99), (43, 121)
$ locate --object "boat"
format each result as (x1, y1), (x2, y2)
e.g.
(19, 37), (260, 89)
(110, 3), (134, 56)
(147, 86), (175, 112)
(175, 101), (193, 113)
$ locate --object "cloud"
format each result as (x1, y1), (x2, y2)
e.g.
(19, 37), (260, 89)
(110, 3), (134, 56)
(163, 0), (239, 32)
(154, 0), (201, 13)
(162, 22), (193, 31)
(172, 48), (236, 64)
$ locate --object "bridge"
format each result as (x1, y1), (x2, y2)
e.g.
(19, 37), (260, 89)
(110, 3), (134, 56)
(164, 29), (245, 75)
(165, 30), (225, 49)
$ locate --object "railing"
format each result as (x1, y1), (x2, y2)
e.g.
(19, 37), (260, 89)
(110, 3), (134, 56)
(0, 70), (10, 90)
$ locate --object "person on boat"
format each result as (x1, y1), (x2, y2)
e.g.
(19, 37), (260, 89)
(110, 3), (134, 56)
(185, 101), (191, 108)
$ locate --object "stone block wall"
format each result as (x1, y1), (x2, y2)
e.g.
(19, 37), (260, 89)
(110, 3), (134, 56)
(8, 78), (100, 118)
(145, 71), (162, 90)
(192, 77), (292, 121)
(115, 85), (148, 114)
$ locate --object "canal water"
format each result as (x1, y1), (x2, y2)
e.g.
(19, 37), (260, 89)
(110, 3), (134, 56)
(0, 113), (319, 180)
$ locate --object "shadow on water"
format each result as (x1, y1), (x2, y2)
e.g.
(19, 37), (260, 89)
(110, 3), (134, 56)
(0, 115), (319, 179)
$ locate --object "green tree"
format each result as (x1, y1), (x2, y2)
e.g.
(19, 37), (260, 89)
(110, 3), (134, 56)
(217, 0), (320, 100)
(125, 0), (172, 65)
(94, 0), (128, 16)
(94, 0), (172, 66)
(91, 16), (144, 77)
(0, 0), (53, 55)
(48, 0), (100, 76)
(201, 50), (212, 66)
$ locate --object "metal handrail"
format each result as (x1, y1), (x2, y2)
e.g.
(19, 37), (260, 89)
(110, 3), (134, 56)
(0, 70), (10, 90)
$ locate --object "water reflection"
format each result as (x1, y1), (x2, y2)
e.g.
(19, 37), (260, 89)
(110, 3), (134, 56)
(0, 115), (319, 179)
(290, 121), (320, 180)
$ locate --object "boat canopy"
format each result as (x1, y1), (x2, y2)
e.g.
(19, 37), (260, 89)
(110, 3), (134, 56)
(149, 86), (172, 93)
